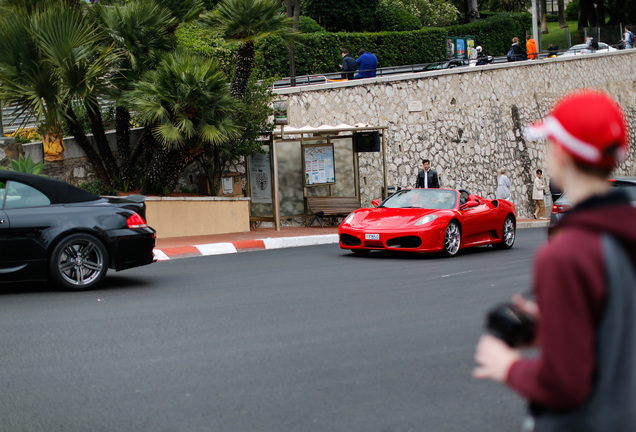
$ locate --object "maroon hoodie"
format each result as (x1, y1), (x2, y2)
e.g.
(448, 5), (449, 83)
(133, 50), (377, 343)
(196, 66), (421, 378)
(507, 190), (636, 410)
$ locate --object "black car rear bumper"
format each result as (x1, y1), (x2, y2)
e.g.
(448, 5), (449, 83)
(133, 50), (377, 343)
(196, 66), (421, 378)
(106, 228), (156, 271)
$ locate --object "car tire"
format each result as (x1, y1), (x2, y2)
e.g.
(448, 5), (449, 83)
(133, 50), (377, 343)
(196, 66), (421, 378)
(494, 215), (516, 250)
(443, 221), (461, 257)
(49, 233), (109, 291)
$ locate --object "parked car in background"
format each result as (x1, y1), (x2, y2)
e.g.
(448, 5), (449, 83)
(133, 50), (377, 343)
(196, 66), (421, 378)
(549, 177), (636, 231)
(0, 171), (156, 290)
(339, 188), (516, 257)
(560, 42), (617, 56)
(423, 59), (470, 71)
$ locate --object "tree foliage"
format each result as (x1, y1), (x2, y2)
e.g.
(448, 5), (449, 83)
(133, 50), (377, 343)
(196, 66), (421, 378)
(0, 0), (276, 195)
(382, 0), (459, 27)
(301, 0), (381, 32)
(371, 3), (422, 31)
(201, 0), (303, 98)
(298, 15), (326, 33)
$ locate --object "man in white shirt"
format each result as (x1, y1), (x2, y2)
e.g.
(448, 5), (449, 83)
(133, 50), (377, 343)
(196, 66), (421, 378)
(416, 159), (440, 188)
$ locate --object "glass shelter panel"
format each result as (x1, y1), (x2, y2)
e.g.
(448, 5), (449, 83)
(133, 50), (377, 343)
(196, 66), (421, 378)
(249, 147), (273, 218)
(277, 140), (305, 217)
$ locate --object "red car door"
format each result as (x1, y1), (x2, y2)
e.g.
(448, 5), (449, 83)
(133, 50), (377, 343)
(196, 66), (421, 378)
(459, 198), (494, 245)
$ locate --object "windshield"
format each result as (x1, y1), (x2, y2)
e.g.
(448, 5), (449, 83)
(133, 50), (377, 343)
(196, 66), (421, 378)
(381, 189), (457, 209)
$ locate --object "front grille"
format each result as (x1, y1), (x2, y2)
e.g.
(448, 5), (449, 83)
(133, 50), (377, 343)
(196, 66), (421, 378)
(386, 236), (422, 249)
(340, 233), (362, 246)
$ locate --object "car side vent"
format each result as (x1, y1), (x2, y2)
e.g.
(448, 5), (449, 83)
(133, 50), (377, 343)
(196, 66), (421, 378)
(340, 233), (362, 246)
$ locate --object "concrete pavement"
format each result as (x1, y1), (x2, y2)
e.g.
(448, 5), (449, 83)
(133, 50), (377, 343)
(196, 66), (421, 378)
(153, 219), (549, 261)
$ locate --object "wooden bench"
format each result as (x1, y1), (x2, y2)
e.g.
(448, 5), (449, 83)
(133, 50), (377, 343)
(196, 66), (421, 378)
(305, 196), (360, 228)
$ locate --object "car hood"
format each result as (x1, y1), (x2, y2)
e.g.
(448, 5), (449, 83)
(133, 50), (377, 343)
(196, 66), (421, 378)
(349, 208), (448, 228)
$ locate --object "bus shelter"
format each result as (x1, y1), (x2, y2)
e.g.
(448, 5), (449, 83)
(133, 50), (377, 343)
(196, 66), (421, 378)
(247, 124), (389, 231)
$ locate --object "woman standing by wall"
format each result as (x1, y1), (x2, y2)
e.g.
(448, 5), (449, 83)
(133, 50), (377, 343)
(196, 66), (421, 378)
(496, 168), (511, 200)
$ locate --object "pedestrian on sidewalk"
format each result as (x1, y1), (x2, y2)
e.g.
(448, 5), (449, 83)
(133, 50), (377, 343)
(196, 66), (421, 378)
(532, 169), (546, 219)
(473, 89), (636, 432)
(526, 38), (537, 60)
(496, 167), (511, 200)
(354, 48), (377, 79)
(339, 48), (356, 80)
(623, 26), (634, 49)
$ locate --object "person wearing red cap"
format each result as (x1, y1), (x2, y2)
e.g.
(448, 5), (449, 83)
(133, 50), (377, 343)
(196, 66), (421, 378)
(473, 89), (636, 431)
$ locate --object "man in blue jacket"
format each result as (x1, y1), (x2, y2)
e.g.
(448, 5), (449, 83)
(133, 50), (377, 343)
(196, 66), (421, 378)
(355, 49), (378, 79)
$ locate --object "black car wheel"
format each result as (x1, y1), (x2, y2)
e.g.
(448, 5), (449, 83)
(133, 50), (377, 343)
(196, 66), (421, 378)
(49, 233), (109, 290)
(443, 222), (461, 257)
(494, 215), (516, 250)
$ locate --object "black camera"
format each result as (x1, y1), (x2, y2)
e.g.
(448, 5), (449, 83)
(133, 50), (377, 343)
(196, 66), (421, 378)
(486, 302), (536, 348)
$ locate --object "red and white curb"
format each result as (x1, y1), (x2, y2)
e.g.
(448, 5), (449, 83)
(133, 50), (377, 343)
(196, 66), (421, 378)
(152, 221), (547, 261)
(153, 234), (339, 261)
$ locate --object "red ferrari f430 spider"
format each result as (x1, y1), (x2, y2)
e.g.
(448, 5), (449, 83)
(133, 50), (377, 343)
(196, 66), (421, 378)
(338, 188), (516, 256)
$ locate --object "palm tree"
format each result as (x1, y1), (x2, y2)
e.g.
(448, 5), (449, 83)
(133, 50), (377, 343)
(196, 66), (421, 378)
(124, 49), (239, 193)
(201, 0), (303, 99)
(0, 1), (119, 186)
(30, 3), (120, 180)
(0, 6), (66, 161)
(92, 0), (180, 186)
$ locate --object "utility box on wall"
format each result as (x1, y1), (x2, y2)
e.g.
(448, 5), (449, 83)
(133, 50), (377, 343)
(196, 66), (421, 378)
(219, 172), (243, 197)
(198, 172), (244, 196)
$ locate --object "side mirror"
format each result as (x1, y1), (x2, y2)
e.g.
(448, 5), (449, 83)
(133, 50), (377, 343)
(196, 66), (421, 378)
(371, 199), (380, 207)
(460, 201), (479, 210)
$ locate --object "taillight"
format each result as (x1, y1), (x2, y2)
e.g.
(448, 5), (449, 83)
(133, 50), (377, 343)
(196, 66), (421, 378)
(552, 204), (571, 214)
(127, 213), (148, 229)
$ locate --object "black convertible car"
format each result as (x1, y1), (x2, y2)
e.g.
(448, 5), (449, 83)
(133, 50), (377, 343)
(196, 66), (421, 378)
(0, 171), (156, 290)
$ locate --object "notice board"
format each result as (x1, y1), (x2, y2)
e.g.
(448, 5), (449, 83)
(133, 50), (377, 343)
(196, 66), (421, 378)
(303, 145), (335, 186)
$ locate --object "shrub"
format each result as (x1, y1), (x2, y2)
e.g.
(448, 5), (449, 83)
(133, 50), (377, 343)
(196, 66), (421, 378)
(301, 0), (381, 32)
(372, 3), (422, 32)
(566, 0), (579, 21)
(79, 180), (118, 196)
(10, 154), (43, 175)
(5, 128), (40, 144)
(180, 12), (532, 78)
(299, 16), (326, 33)
(175, 22), (235, 77)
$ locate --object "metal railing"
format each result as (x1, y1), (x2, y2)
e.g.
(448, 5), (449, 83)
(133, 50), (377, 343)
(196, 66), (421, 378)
(272, 44), (630, 89)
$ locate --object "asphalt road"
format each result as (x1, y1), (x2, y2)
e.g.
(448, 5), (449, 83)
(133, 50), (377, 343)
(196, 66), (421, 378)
(1, 228), (547, 432)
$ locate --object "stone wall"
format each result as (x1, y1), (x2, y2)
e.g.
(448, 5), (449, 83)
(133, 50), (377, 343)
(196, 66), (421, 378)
(0, 128), (145, 187)
(275, 50), (636, 217)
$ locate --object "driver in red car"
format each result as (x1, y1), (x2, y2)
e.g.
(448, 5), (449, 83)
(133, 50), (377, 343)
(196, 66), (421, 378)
(472, 89), (636, 431)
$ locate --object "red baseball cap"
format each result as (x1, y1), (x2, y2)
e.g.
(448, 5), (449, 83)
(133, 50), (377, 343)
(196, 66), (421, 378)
(525, 89), (628, 169)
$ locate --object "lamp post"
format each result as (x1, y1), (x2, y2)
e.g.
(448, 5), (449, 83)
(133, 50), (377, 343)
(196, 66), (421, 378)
(286, 0), (300, 87)
(531, 0), (539, 50)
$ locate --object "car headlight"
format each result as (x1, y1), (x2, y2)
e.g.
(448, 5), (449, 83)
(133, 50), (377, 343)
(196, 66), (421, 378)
(344, 213), (355, 224)
(414, 214), (438, 226)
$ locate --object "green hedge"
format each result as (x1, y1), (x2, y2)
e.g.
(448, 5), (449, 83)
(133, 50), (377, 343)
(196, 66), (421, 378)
(179, 13), (531, 80)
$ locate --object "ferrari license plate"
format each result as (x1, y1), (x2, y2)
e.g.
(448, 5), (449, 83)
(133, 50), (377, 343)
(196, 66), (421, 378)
(365, 233), (380, 240)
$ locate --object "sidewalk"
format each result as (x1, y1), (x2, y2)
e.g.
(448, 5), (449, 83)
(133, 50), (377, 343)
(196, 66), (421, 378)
(153, 219), (549, 261)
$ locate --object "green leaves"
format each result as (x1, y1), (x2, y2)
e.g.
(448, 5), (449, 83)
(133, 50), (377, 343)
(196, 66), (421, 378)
(9, 154), (43, 175)
(202, 0), (303, 46)
(124, 49), (239, 150)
